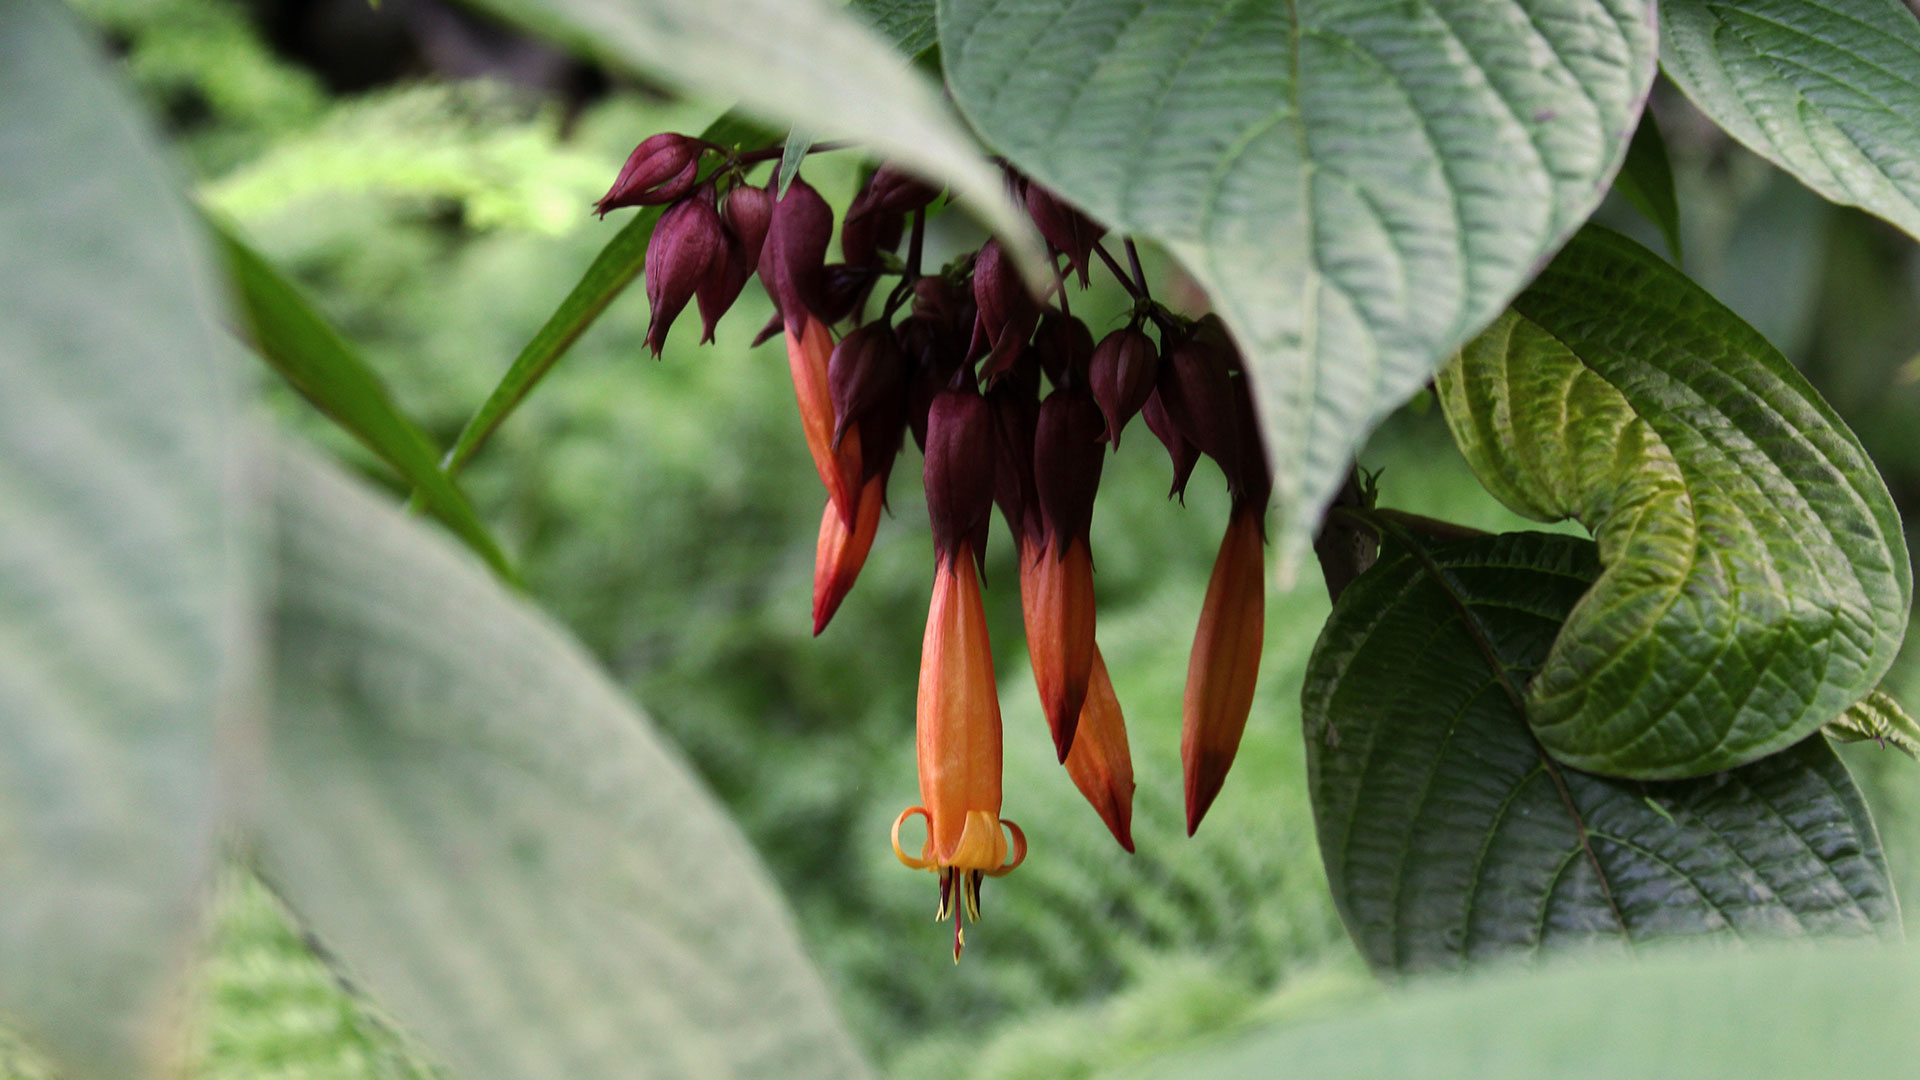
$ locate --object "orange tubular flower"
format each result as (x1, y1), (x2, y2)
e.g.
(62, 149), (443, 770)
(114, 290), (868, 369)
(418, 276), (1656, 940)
(1181, 504), (1266, 835)
(812, 474), (884, 636)
(784, 314), (863, 529)
(1022, 533), (1096, 758)
(894, 384), (1022, 961)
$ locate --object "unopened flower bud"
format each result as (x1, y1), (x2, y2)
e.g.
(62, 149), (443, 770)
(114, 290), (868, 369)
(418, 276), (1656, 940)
(852, 164), (940, 218)
(1089, 328), (1159, 446)
(972, 239), (1039, 380)
(988, 370), (1041, 546)
(1229, 373), (1271, 514)
(644, 188), (726, 356)
(820, 263), (881, 325)
(924, 384), (996, 571)
(1033, 386), (1105, 551)
(1142, 388), (1199, 501)
(840, 209), (903, 268)
(1025, 183), (1105, 287)
(902, 315), (963, 452)
(1157, 338), (1240, 481)
(912, 276), (966, 330)
(1032, 311), (1095, 389)
(829, 322), (906, 451)
(758, 175), (834, 333)
(597, 133), (702, 214)
(697, 184), (774, 343)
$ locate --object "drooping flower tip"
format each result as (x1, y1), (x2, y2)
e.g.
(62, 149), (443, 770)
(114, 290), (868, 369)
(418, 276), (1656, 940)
(1064, 646), (1135, 852)
(1141, 388), (1199, 501)
(644, 188), (726, 357)
(597, 133), (702, 215)
(1181, 506), (1266, 835)
(812, 476), (884, 635)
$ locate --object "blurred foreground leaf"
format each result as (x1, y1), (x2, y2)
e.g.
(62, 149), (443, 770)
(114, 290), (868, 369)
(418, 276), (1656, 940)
(1126, 943), (1920, 1079)
(0, 2), (255, 1075)
(259, 444), (873, 1080)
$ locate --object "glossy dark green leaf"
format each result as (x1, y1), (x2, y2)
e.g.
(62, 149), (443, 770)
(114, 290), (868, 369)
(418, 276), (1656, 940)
(0, 2), (255, 1075)
(216, 225), (514, 581)
(939, 0), (1657, 569)
(1304, 530), (1898, 973)
(1828, 688), (1920, 758)
(437, 111), (770, 480)
(1439, 227), (1910, 778)
(851, 0), (937, 58)
(1614, 106), (1682, 261)
(1662, 0), (1920, 241)
(261, 444), (873, 1080)
(1127, 943), (1920, 1080)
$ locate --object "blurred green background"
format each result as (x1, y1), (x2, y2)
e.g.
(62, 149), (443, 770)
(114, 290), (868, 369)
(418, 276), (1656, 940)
(28, 1), (1920, 1078)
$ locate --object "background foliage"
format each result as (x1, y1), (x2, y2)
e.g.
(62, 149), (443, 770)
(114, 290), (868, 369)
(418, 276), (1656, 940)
(19, 0), (1920, 1077)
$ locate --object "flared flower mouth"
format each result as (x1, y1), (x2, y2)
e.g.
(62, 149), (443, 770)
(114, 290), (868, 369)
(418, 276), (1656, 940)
(891, 806), (1027, 960)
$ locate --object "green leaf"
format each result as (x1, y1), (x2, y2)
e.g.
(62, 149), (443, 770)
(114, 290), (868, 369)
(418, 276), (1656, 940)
(777, 127), (813, 196)
(1828, 688), (1920, 758)
(1661, 0), (1920, 242)
(462, 0), (1044, 279)
(1439, 227), (1910, 778)
(436, 110), (773, 481)
(0, 2), (255, 1075)
(1124, 943), (1920, 1080)
(1304, 529), (1898, 973)
(215, 224), (516, 582)
(1613, 107), (1682, 261)
(258, 443), (874, 1080)
(939, 0), (1657, 570)
(851, 0), (937, 58)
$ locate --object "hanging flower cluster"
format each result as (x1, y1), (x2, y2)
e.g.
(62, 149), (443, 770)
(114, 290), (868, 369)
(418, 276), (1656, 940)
(600, 135), (1273, 960)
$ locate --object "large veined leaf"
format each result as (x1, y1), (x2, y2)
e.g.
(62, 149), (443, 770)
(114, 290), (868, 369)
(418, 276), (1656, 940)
(852, 0), (938, 58)
(258, 445), (872, 1080)
(462, 0), (1043, 279)
(0, 3), (254, 1076)
(1126, 943), (1920, 1080)
(939, 0), (1657, 568)
(1303, 530), (1898, 974)
(1439, 227), (1910, 778)
(1661, 0), (1920, 242)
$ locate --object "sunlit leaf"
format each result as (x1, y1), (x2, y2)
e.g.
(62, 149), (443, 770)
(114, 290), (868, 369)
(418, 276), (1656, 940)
(0, 2), (255, 1075)
(259, 444), (874, 1080)
(1662, 0), (1920, 242)
(1439, 227), (1910, 777)
(1304, 529), (1897, 973)
(940, 0), (1657, 569)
